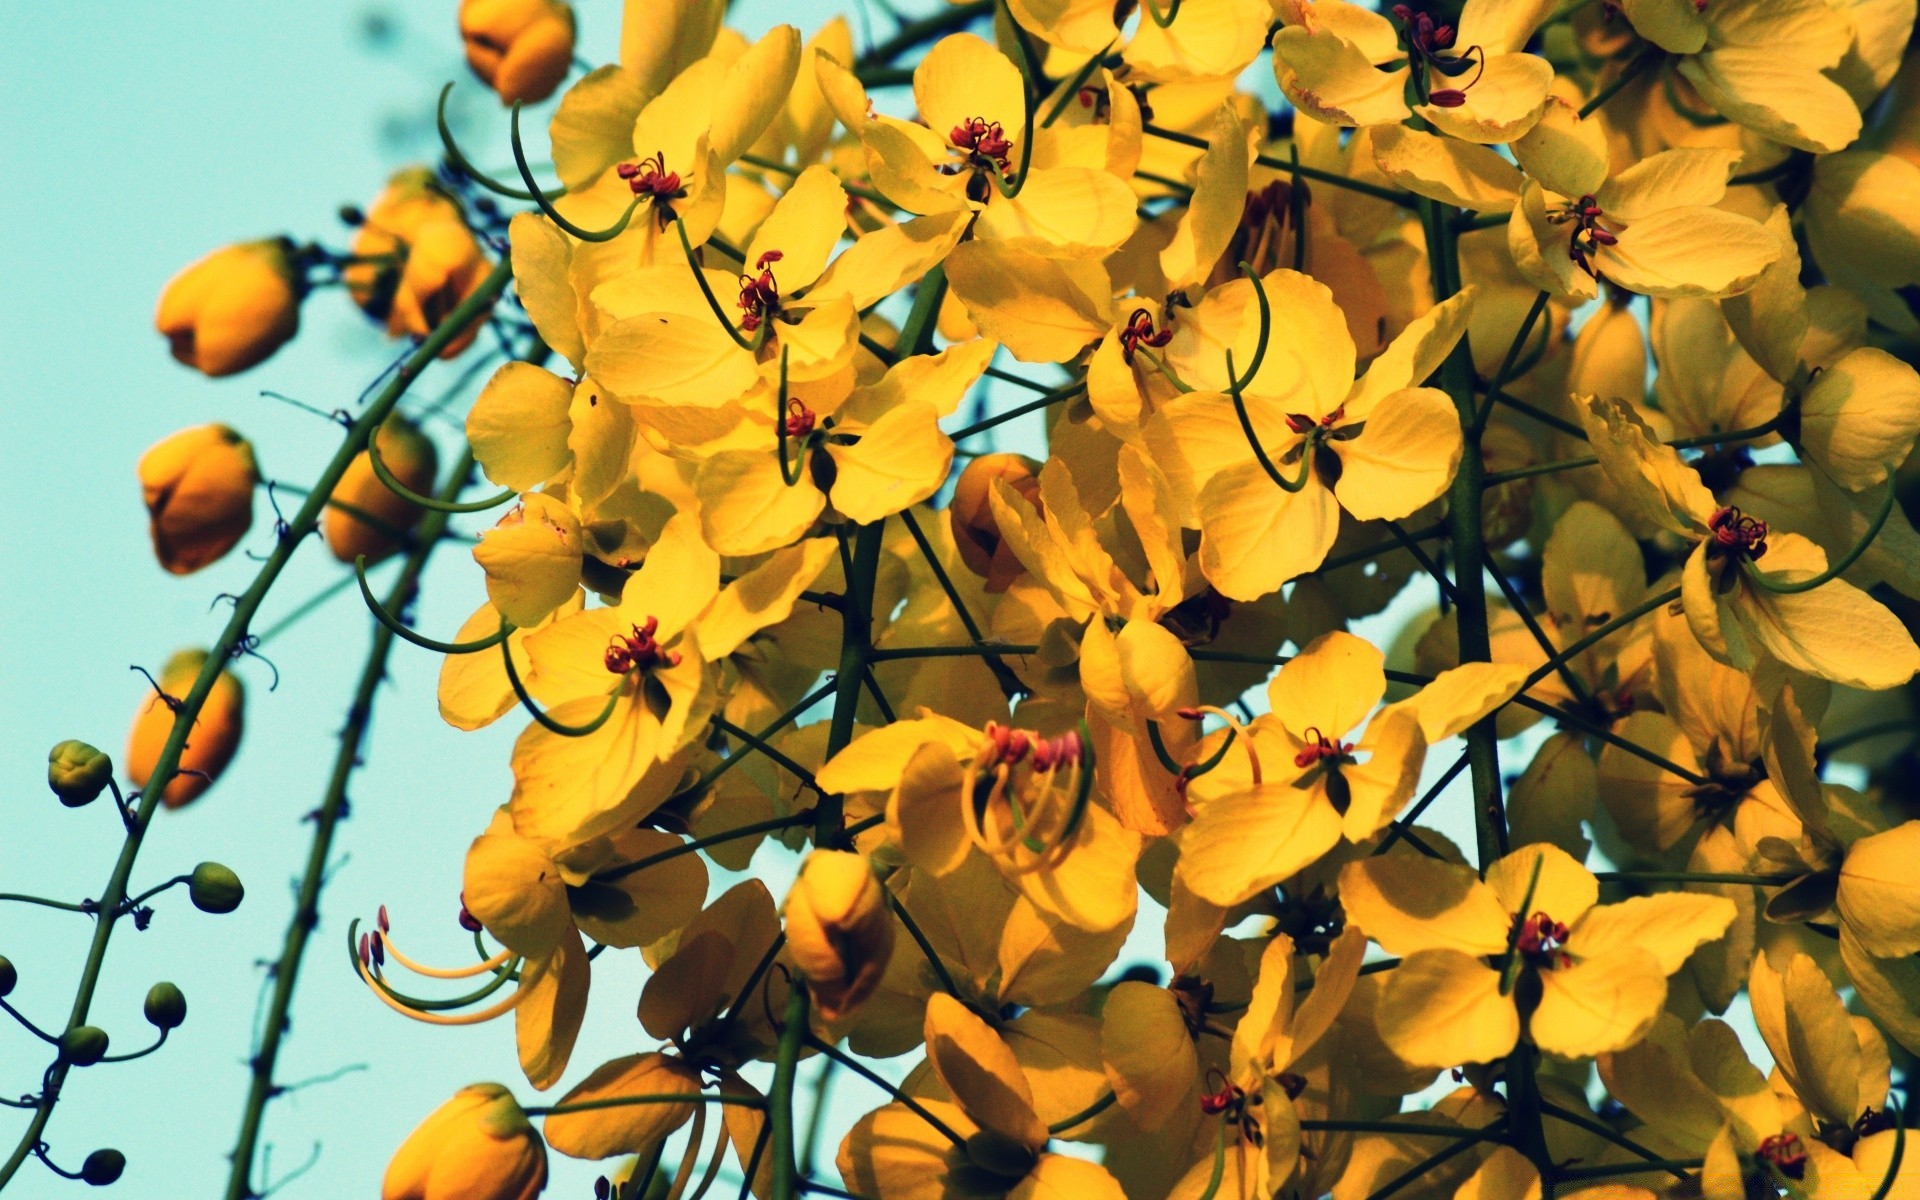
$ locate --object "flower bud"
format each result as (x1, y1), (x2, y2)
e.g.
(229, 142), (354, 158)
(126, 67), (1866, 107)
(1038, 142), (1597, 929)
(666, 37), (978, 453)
(382, 1083), (549, 1200)
(347, 170), (493, 359)
(126, 649), (245, 809)
(783, 850), (894, 1022)
(326, 413), (439, 565)
(188, 862), (246, 914)
(154, 240), (301, 377)
(79, 1149), (125, 1187)
(62, 1025), (110, 1067)
(460, 0), (576, 106)
(137, 424), (259, 575)
(0, 956), (16, 998)
(949, 453), (1042, 593)
(143, 982), (188, 1031)
(48, 740), (113, 808)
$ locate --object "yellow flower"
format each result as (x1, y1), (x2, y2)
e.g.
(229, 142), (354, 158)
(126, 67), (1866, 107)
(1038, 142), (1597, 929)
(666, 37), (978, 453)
(949, 453), (1042, 593)
(1580, 394), (1920, 690)
(1342, 842), (1735, 1065)
(137, 424), (258, 575)
(154, 240), (301, 377)
(1176, 630), (1525, 907)
(1508, 147), (1781, 301)
(460, 0), (575, 106)
(1616, 0), (1863, 153)
(382, 1083), (547, 1200)
(784, 849), (895, 1021)
(325, 412), (439, 566)
(127, 648), (244, 810)
(837, 992), (1128, 1200)
(1152, 271), (1475, 600)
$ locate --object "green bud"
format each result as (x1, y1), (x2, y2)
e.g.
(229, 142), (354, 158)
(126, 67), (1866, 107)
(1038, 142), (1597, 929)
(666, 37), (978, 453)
(0, 956), (15, 997)
(187, 862), (245, 914)
(48, 740), (113, 808)
(143, 982), (187, 1031)
(80, 1149), (125, 1186)
(61, 1025), (110, 1067)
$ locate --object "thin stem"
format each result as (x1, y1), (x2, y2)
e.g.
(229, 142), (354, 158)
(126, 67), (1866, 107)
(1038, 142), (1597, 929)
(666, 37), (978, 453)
(769, 984), (809, 1200)
(1579, 50), (1665, 119)
(366, 431), (515, 513)
(1386, 519), (1457, 605)
(803, 1036), (968, 1149)
(354, 554), (512, 655)
(498, 621), (624, 737)
(711, 716), (821, 793)
(1473, 291), (1549, 436)
(949, 380), (1083, 441)
(1048, 1090), (1116, 1134)
(510, 103), (642, 241)
(225, 436), (506, 1200)
(525, 1094), (767, 1117)
(1488, 565), (1595, 712)
(1514, 587), (1679, 697)
(0, 894), (90, 914)
(1480, 388), (1587, 440)
(1374, 749), (1470, 857)
(596, 813), (815, 884)
(1300, 1120), (1505, 1139)
(882, 887), (963, 999)
(866, 643), (1038, 660)
(0, 254), (516, 1196)
(855, 0), (991, 68)
(1538, 1101), (1682, 1176)
(1746, 481), (1896, 594)
(1142, 124), (1418, 207)
(896, 508), (1024, 698)
(1366, 1123), (1503, 1200)
(1553, 1160), (1700, 1182)
(1594, 871), (1797, 886)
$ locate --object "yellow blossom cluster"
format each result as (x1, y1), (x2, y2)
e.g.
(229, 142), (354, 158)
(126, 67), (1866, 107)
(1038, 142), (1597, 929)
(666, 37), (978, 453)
(127, 0), (1920, 1197)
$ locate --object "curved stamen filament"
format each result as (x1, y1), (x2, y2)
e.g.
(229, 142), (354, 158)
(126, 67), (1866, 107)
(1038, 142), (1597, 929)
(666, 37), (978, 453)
(1186, 705), (1262, 784)
(355, 948), (531, 1026)
(377, 930), (515, 979)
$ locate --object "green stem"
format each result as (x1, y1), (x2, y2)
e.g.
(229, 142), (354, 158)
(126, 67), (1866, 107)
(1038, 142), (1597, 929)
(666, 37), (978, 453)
(1594, 871), (1797, 885)
(1553, 1160), (1700, 1182)
(855, 0), (992, 69)
(1579, 50), (1665, 119)
(1300, 1120), (1505, 1139)
(895, 508), (1025, 698)
(1366, 1124), (1504, 1200)
(769, 984), (810, 1200)
(803, 1036), (968, 1148)
(1537, 1100), (1683, 1176)
(866, 643), (1038, 661)
(949, 381), (1084, 441)
(882, 887), (963, 999)
(1047, 1090), (1116, 1134)
(596, 812), (815, 884)
(1474, 291), (1549, 436)
(0, 255), (515, 1196)
(1142, 124), (1418, 207)
(821, 523), (886, 847)
(354, 554), (512, 654)
(1746, 481), (1896, 594)
(526, 1093), (767, 1118)
(0, 894), (90, 914)
(1514, 587), (1679, 696)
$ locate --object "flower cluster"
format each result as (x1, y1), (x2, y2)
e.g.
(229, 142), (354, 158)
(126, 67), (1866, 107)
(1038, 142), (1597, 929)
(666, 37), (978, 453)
(117, 0), (1920, 1197)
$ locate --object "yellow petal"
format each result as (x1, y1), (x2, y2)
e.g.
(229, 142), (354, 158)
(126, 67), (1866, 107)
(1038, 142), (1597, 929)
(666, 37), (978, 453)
(1371, 126), (1523, 212)
(745, 164), (848, 293)
(810, 212), (972, 311)
(1160, 104), (1251, 291)
(508, 212), (586, 366)
(697, 538), (838, 661)
(827, 402), (954, 525)
(1511, 96), (1609, 199)
(914, 33), (1025, 148)
(1196, 463), (1340, 601)
(924, 992), (1049, 1149)
(1411, 662), (1530, 743)
(1332, 386), (1465, 522)
(1177, 782), (1344, 906)
(709, 25), (803, 165)
(1454, 1146), (1541, 1200)
(586, 312), (759, 406)
(463, 831), (571, 957)
(1338, 856), (1511, 957)
(1798, 347), (1920, 491)
(516, 927), (589, 1089)
(1567, 892), (1735, 974)
(1270, 629), (1386, 743)
(1530, 944), (1666, 1058)
(468, 362), (573, 493)
(695, 449), (828, 557)
(1416, 52), (1552, 145)
(1837, 822), (1920, 956)
(474, 493), (583, 628)
(1600, 207), (1783, 300)
(943, 240), (1111, 363)
(1678, 49), (1862, 155)
(977, 167), (1139, 257)
(1377, 948), (1518, 1067)
(1100, 982), (1202, 1132)
(1271, 25), (1411, 128)
(1485, 843), (1598, 926)
(1749, 952), (1862, 1128)
(542, 1052), (702, 1157)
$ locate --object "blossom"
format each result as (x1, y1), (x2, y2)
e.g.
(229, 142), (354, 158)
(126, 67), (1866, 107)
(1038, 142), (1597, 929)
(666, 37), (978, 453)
(154, 240), (301, 376)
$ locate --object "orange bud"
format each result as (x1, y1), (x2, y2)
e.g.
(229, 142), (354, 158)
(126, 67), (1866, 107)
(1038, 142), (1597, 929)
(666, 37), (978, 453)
(154, 240), (300, 377)
(127, 649), (245, 809)
(784, 850), (894, 1022)
(383, 1083), (547, 1200)
(138, 424), (258, 575)
(347, 170), (493, 358)
(326, 413), (439, 565)
(949, 453), (1041, 593)
(460, 0), (576, 106)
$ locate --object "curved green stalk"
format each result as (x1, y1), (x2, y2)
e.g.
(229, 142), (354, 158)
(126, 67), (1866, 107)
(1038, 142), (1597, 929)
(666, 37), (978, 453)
(499, 624), (625, 737)
(367, 431), (516, 513)
(1746, 481), (1896, 595)
(510, 103), (644, 242)
(437, 82), (544, 201)
(354, 555), (513, 654)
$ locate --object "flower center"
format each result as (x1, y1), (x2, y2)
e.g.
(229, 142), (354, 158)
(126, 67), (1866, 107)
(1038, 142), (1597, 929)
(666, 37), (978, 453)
(961, 723), (1090, 867)
(948, 117), (1013, 174)
(783, 398), (817, 440)
(1547, 195), (1618, 278)
(1292, 728), (1354, 770)
(1391, 4), (1483, 105)
(1514, 911), (1571, 968)
(1118, 308), (1173, 365)
(1199, 1082), (1244, 1115)
(1757, 1133), (1807, 1181)
(617, 153), (688, 226)
(1707, 506), (1768, 562)
(737, 250), (783, 334)
(1285, 406), (1347, 436)
(604, 616), (681, 674)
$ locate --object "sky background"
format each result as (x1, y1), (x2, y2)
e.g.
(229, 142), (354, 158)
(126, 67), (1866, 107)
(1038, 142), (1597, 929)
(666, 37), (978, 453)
(0, 3), (1641, 1197)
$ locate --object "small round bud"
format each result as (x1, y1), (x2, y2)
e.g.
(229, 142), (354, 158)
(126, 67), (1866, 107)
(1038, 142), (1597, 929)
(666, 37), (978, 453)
(338, 204), (366, 226)
(949, 453), (1042, 592)
(188, 862), (245, 914)
(325, 412), (438, 567)
(80, 1149), (125, 1186)
(127, 648), (245, 809)
(48, 741), (114, 807)
(0, 956), (16, 997)
(62, 1025), (111, 1067)
(143, 982), (188, 1031)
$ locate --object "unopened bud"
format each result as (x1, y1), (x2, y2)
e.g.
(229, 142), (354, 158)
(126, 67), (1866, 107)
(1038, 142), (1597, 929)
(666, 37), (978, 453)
(382, 1083), (549, 1200)
(784, 851), (894, 1022)
(62, 1025), (111, 1067)
(143, 982), (188, 1031)
(137, 424), (259, 575)
(126, 649), (245, 808)
(188, 862), (246, 914)
(0, 956), (16, 998)
(326, 413), (438, 566)
(80, 1149), (126, 1187)
(155, 240), (302, 377)
(949, 453), (1042, 592)
(460, 0), (577, 106)
(48, 740), (113, 807)
(346, 169), (494, 360)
